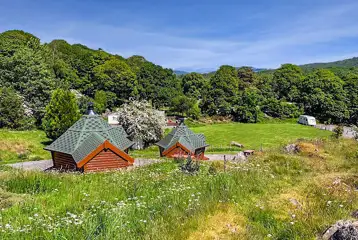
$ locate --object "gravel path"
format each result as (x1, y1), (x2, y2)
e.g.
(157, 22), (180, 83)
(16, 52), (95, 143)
(315, 124), (356, 138)
(8, 154), (243, 171)
(9, 158), (161, 171)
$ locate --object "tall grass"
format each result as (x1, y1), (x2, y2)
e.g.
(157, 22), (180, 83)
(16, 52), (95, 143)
(0, 139), (357, 239)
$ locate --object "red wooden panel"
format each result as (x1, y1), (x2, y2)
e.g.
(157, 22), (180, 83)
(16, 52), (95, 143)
(84, 149), (131, 172)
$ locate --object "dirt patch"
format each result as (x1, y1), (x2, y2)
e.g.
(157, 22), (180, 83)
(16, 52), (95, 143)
(0, 188), (25, 209)
(188, 205), (247, 240)
(0, 140), (29, 154)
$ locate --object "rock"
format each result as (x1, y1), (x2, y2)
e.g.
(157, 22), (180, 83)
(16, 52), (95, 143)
(321, 220), (358, 240)
(284, 144), (300, 154)
(352, 210), (358, 219)
(235, 152), (247, 161)
(231, 141), (244, 148)
(289, 198), (302, 210)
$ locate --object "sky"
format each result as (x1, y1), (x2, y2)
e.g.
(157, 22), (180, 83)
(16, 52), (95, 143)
(1, 0), (358, 72)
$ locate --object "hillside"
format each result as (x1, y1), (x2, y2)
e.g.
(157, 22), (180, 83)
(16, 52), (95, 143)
(300, 57), (358, 70)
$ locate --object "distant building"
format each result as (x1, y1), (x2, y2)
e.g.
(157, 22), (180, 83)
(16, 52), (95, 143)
(44, 105), (134, 172)
(155, 121), (209, 160)
(108, 113), (120, 125)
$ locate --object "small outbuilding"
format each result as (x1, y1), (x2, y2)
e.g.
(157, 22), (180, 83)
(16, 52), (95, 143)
(44, 105), (134, 172)
(155, 121), (209, 160)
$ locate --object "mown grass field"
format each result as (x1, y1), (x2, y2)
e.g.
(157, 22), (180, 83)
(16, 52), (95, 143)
(0, 123), (331, 163)
(0, 139), (357, 239)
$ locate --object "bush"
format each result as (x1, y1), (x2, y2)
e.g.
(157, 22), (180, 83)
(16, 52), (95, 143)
(179, 156), (200, 175)
(42, 89), (81, 140)
(333, 125), (344, 139)
(116, 100), (166, 146)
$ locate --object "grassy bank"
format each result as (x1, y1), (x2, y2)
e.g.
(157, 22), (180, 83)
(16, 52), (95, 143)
(0, 130), (51, 164)
(0, 139), (357, 239)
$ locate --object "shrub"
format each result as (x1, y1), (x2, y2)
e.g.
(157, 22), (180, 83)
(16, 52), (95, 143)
(333, 125), (344, 139)
(179, 155), (200, 175)
(116, 100), (166, 146)
(42, 89), (81, 140)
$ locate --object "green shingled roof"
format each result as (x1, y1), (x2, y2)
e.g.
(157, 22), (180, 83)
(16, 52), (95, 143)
(155, 122), (209, 153)
(44, 115), (134, 163)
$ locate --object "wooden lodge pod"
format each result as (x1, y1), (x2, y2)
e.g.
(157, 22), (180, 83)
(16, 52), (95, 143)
(44, 105), (134, 172)
(156, 122), (209, 160)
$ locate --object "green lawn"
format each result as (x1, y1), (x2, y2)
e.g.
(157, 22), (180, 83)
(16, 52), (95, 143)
(0, 123), (331, 163)
(192, 123), (331, 150)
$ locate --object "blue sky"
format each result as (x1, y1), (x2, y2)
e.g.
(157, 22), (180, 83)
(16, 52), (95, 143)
(1, 0), (358, 72)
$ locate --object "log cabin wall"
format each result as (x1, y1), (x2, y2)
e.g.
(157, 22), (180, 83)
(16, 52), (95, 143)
(83, 149), (131, 172)
(53, 152), (77, 170)
(165, 146), (190, 158)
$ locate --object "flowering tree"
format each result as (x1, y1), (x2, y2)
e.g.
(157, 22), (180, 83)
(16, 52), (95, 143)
(116, 100), (166, 147)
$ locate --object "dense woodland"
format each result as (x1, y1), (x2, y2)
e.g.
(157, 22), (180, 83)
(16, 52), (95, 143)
(1, 30), (358, 131)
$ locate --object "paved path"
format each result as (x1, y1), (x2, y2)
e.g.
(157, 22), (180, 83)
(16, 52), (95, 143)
(315, 124), (356, 138)
(9, 158), (161, 171)
(8, 154), (245, 171)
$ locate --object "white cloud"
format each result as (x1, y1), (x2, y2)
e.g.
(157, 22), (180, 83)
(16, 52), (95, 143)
(2, 1), (358, 70)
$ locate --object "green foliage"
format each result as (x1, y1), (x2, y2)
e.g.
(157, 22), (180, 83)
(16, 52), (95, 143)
(332, 125), (344, 139)
(201, 65), (239, 116)
(300, 69), (348, 123)
(170, 95), (198, 118)
(2, 29), (358, 128)
(232, 88), (263, 123)
(182, 72), (209, 99)
(179, 155), (200, 174)
(94, 90), (108, 113)
(272, 64), (304, 101)
(42, 89), (81, 140)
(262, 98), (303, 119)
(237, 66), (257, 89)
(0, 87), (34, 129)
(92, 58), (138, 104)
(343, 73), (358, 125)
(0, 31), (56, 125)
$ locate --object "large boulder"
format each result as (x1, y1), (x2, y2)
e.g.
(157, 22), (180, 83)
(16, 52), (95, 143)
(284, 143), (300, 154)
(321, 220), (358, 240)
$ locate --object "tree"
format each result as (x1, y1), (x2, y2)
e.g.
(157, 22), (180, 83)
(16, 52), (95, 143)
(300, 69), (348, 123)
(272, 64), (304, 101)
(343, 73), (358, 125)
(201, 65), (238, 116)
(182, 73), (208, 99)
(94, 90), (108, 113)
(237, 66), (257, 90)
(0, 87), (34, 129)
(261, 98), (303, 119)
(171, 95), (197, 117)
(0, 31), (56, 125)
(92, 58), (138, 104)
(135, 61), (181, 108)
(116, 100), (166, 146)
(42, 89), (81, 140)
(232, 88), (263, 123)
